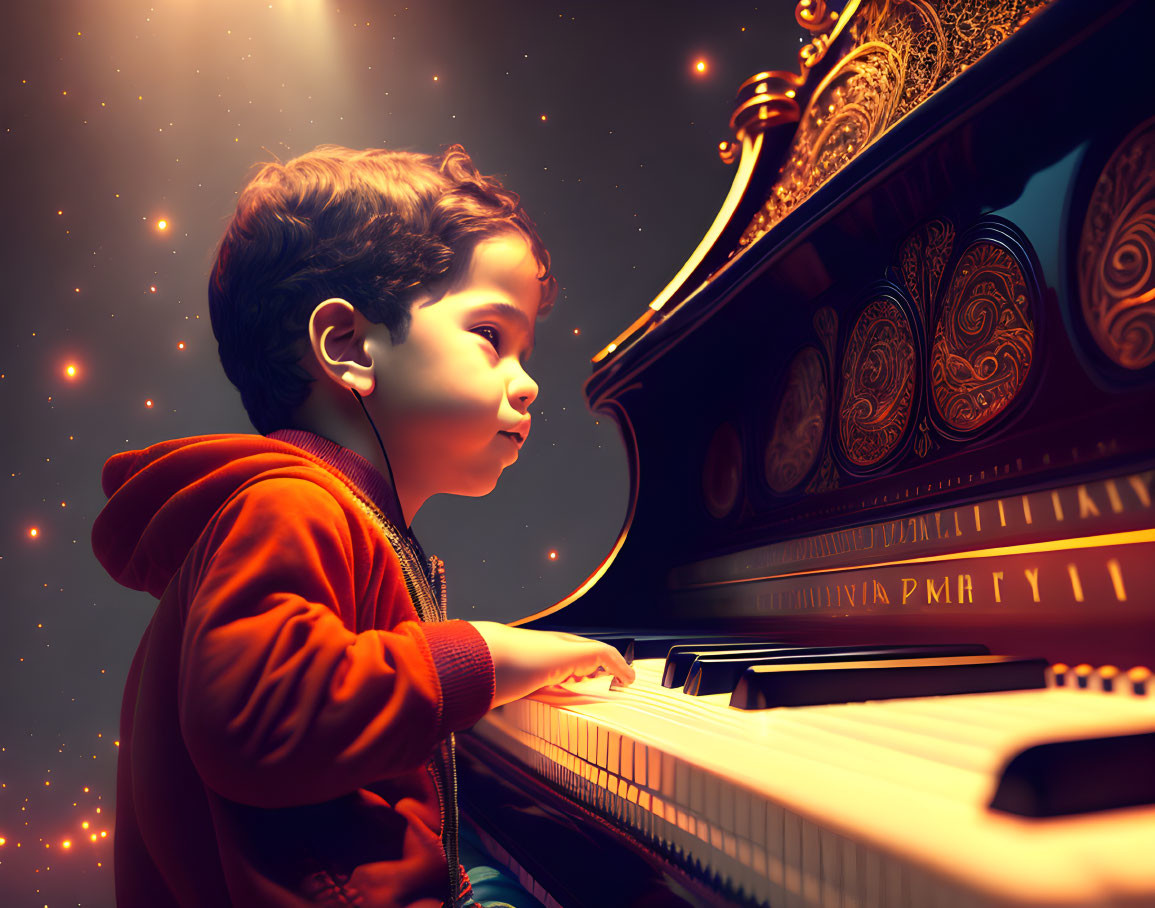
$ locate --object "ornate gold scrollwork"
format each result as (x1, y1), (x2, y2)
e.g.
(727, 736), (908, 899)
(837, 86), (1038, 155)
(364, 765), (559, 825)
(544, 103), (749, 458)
(738, 0), (1051, 248)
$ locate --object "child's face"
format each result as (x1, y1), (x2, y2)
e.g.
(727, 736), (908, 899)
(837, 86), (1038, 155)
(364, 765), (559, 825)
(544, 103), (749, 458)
(365, 231), (541, 500)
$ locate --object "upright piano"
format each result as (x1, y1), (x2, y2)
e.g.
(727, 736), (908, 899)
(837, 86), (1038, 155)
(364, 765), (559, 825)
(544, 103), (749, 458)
(458, 1), (1155, 904)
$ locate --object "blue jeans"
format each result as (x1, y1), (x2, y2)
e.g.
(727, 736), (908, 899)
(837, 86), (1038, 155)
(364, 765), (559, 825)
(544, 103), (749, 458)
(457, 821), (545, 908)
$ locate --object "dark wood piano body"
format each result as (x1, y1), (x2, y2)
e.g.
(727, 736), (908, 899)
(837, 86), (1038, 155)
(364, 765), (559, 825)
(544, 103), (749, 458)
(459, 1), (1155, 904)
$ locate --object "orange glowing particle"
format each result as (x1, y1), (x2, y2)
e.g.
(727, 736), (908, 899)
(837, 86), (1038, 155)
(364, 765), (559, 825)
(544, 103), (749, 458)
(156, 219), (168, 231)
(177, 341), (186, 350)
(90, 833), (97, 841)
(64, 363), (77, 378)
(82, 821), (89, 829)
(29, 527), (39, 538)
(57, 209), (63, 215)
(84, 786), (90, 791)
(60, 501), (66, 507)
(573, 328), (580, 335)
(100, 830), (107, 838)
(433, 74), (439, 81)
(548, 550), (558, 561)
(149, 285), (157, 293)
(145, 399), (154, 408)
(540, 114), (547, 121)
(0, 837), (5, 845)
(45, 780), (50, 786)
(695, 60), (707, 74)
(63, 840), (72, 849)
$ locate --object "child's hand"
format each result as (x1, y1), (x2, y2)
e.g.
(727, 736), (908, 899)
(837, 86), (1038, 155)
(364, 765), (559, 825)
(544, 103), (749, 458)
(468, 622), (636, 709)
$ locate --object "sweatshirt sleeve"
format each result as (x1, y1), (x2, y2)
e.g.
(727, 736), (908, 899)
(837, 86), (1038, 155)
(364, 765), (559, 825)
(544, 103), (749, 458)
(177, 476), (493, 809)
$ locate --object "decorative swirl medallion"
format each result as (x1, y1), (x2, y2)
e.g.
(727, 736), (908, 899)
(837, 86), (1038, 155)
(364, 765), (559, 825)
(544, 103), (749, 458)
(1078, 117), (1155, 370)
(838, 297), (917, 468)
(702, 422), (742, 519)
(765, 347), (828, 493)
(930, 241), (1035, 432)
(900, 218), (956, 322)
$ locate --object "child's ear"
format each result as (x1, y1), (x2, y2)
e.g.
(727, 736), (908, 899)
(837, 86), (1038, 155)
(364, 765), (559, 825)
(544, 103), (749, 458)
(308, 298), (376, 395)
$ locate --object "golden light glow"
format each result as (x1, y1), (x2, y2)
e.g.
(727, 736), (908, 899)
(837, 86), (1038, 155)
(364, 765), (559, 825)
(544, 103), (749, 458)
(28, 527), (38, 538)
(540, 114), (547, 121)
(145, 399), (154, 408)
(64, 363), (78, 379)
(695, 60), (707, 74)
(433, 74), (439, 81)
(149, 285), (157, 293)
(82, 821), (89, 829)
(177, 341), (186, 350)
(156, 219), (168, 231)
(62, 840), (71, 849)
(548, 550), (558, 561)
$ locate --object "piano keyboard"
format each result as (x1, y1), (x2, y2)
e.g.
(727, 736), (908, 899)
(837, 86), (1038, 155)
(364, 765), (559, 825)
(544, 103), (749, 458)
(472, 656), (1155, 907)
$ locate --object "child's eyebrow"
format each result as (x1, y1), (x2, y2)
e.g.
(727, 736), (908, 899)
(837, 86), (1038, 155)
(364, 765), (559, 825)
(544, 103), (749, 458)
(471, 302), (535, 359)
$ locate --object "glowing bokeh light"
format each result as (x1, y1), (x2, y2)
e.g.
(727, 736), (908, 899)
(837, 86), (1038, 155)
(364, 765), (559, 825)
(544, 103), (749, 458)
(548, 550), (558, 561)
(177, 341), (186, 350)
(64, 363), (78, 379)
(156, 219), (168, 231)
(695, 59), (707, 74)
(28, 527), (39, 538)
(149, 285), (157, 293)
(145, 398), (154, 408)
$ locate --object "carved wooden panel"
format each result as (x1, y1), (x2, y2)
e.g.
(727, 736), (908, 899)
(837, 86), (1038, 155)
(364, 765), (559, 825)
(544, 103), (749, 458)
(702, 421), (742, 519)
(930, 240), (1035, 432)
(765, 346), (828, 493)
(837, 297), (918, 468)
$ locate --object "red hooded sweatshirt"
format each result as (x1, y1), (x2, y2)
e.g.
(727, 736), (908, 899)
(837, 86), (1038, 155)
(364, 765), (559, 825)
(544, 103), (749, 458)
(91, 430), (495, 908)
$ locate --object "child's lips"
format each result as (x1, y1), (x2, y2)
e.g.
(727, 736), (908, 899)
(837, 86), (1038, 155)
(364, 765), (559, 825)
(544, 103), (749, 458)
(497, 430), (523, 448)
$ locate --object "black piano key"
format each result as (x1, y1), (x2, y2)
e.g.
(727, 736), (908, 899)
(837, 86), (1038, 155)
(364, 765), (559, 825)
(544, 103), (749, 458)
(989, 731), (1155, 817)
(683, 643), (991, 695)
(662, 642), (791, 688)
(729, 655), (1048, 709)
(619, 633), (777, 664)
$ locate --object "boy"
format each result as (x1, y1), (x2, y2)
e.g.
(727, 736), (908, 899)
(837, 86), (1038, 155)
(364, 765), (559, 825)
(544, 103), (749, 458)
(92, 144), (634, 908)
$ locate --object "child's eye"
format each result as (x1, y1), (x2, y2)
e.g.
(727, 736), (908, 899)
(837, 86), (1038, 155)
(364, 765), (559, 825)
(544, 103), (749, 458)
(473, 326), (501, 351)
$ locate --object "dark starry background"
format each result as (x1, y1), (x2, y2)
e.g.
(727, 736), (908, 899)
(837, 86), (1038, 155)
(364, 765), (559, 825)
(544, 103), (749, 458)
(2, 1), (798, 902)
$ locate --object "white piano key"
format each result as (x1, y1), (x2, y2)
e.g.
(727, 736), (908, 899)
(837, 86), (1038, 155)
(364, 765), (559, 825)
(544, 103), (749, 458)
(820, 827), (841, 908)
(783, 809), (802, 908)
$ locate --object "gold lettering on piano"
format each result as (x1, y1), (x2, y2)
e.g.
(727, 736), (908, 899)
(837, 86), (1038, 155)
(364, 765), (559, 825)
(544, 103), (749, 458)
(902, 577), (918, 604)
(1077, 485), (1101, 518)
(954, 510), (962, 537)
(872, 579), (890, 604)
(973, 504), (982, 533)
(1022, 495), (1033, 525)
(1067, 563), (1084, 602)
(1105, 479), (1124, 514)
(927, 576), (950, 604)
(997, 499), (1006, 527)
(1129, 472), (1152, 507)
(935, 512), (943, 539)
(1051, 490), (1064, 521)
(1107, 558), (1127, 601)
(1024, 567), (1041, 603)
(919, 516), (930, 541)
(993, 571), (1004, 603)
(958, 573), (973, 603)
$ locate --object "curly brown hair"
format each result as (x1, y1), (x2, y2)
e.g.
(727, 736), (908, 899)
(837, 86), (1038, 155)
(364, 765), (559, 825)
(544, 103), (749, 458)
(208, 144), (557, 435)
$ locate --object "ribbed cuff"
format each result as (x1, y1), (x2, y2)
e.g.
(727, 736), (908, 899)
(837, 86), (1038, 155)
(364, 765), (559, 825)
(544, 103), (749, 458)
(422, 620), (495, 734)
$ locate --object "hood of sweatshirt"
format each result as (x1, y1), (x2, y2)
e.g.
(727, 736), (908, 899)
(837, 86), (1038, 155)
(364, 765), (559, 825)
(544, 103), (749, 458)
(92, 432), (409, 600)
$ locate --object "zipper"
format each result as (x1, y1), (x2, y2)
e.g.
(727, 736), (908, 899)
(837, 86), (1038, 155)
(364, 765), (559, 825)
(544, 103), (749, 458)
(349, 495), (461, 907)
